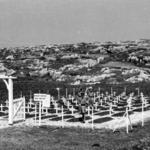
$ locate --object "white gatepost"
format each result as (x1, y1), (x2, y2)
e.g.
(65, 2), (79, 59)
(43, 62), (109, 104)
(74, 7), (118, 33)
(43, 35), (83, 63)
(1, 75), (16, 125)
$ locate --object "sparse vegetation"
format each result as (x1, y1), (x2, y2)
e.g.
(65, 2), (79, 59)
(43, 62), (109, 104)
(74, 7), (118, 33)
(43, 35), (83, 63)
(1, 122), (150, 150)
(1, 39), (150, 85)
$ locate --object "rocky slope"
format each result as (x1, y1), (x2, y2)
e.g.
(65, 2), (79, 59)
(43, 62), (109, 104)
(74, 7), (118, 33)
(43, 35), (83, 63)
(1, 39), (150, 85)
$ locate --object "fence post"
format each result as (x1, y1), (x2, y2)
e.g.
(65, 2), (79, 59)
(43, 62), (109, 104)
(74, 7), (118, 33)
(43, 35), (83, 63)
(39, 101), (41, 126)
(55, 103), (58, 114)
(35, 103), (37, 124)
(8, 78), (14, 125)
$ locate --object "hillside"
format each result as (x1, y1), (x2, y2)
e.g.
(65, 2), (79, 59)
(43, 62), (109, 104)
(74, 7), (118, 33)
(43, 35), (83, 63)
(1, 39), (150, 85)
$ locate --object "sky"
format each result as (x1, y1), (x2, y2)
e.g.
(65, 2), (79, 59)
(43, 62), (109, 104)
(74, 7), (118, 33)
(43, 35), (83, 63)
(0, 0), (150, 47)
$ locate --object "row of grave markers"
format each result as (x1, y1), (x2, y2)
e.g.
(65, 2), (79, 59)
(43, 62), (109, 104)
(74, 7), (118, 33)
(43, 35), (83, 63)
(30, 92), (148, 133)
(0, 88), (147, 133)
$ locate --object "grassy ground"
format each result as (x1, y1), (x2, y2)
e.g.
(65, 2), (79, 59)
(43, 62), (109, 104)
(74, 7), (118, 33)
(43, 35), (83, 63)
(0, 121), (150, 150)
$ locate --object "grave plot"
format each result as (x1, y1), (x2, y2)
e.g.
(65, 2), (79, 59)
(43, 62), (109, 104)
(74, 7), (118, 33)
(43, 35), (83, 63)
(112, 112), (125, 117)
(42, 115), (58, 119)
(67, 116), (92, 123)
(64, 110), (72, 114)
(20, 89), (150, 133)
(50, 115), (74, 121)
(94, 111), (110, 116)
(97, 106), (109, 110)
(0, 112), (8, 117)
(48, 109), (62, 114)
(26, 113), (36, 119)
(132, 103), (142, 107)
(89, 117), (113, 124)
(85, 110), (98, 115)
(112, 111), (133, 117)
(132, 107), (150, 112)
(113, 106), (126, 111)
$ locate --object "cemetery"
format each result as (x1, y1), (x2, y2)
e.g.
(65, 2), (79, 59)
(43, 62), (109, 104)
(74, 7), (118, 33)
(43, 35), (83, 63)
(0, 76), (150, 134)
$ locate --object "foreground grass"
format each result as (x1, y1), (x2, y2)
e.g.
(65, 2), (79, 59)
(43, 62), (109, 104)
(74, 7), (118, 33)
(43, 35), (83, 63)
(0, 121), (150, 150)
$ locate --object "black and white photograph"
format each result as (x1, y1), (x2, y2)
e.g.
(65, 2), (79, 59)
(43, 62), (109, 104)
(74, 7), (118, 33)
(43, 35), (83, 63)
(0, 0), (150, 149)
